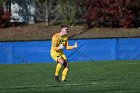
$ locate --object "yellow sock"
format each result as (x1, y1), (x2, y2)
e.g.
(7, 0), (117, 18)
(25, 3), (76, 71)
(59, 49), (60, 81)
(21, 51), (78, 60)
(55, 63), (62, 76)
(62, 68), (68, 81)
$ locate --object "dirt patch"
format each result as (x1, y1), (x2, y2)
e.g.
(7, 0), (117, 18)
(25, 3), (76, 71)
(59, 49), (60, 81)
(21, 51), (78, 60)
(0, 23), (140, 41)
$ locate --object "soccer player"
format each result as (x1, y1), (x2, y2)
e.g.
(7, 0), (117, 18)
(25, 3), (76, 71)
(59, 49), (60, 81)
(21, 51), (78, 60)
(50, 25), (78, 82)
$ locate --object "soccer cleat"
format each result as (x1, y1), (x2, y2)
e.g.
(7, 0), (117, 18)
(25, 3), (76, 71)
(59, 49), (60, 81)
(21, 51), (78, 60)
(55, 76), (60, 82)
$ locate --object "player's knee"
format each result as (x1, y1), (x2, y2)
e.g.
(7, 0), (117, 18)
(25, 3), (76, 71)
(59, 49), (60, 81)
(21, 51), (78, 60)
(57, 58), (65, 65)
(63, 61), (69, 68)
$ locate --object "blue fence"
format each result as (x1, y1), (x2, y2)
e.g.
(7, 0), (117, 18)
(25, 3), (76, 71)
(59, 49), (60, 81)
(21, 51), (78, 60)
(0, 38), (140, 64)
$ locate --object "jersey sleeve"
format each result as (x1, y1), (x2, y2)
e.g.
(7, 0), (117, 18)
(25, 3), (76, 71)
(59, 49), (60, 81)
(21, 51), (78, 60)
(52, 36), (60, 51)
(65, 40), (74, 50)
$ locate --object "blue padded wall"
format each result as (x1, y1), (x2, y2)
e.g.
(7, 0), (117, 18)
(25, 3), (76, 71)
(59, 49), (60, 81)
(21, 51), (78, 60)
(0, 38), (140, 64)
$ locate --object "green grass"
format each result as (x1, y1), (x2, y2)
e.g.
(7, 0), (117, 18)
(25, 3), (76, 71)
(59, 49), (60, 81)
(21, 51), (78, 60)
(0, 61), (140, 93)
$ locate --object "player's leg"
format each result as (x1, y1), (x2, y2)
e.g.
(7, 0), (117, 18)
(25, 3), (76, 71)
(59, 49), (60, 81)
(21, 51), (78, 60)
(61, 53), (69, 81)
(62, 60), (69, 81)
(51, 52), (65, 82)
(55, 57), (65, 82)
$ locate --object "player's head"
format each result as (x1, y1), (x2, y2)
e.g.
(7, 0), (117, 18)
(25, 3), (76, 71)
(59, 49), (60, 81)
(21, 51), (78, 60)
(60, 25), (69, 36)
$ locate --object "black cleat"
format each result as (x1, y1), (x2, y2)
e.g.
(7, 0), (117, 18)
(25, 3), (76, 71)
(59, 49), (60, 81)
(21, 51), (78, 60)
(55, 76), (60, 82)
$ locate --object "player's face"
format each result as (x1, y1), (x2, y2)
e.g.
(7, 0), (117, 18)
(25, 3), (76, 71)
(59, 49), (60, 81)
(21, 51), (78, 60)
(62, 27), (69, 36)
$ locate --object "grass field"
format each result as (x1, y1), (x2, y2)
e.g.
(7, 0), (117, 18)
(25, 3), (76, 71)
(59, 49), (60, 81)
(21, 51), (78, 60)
(0, 61), (140, 93)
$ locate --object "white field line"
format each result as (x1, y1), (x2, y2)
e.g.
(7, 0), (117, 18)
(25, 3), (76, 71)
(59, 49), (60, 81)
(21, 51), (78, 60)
(115, 90), (138, 93)
(103, 81), (126, 84)
(0, 81), (128, 89)
(0, 82), (96, 89)
(0, 81), (138, 92)
(128, 63), (138, 65)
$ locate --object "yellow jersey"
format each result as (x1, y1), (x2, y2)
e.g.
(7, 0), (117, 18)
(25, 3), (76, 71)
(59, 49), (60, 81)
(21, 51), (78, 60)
(51, 33), (73, 54)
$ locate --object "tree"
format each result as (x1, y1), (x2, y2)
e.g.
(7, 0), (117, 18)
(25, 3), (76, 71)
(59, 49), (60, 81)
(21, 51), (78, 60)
(35, 0), (59, 26)
(59, 0), (77, 26)
(0, 0), (11, 28)
(0, 0), (4, 5)
(35, 0), (47, 22)
(44, 0), (56, 26)
(77, 0), (137, 28)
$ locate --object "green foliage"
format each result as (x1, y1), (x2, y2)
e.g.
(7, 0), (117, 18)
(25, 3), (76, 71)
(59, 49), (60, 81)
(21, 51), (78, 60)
(59, 0), (77, 26)
(37, 0), (46, 4)
(0, 0), (4, 5)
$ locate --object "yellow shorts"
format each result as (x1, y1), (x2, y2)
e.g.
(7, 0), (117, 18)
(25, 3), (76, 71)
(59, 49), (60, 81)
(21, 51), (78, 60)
(51, 52), (67, 62)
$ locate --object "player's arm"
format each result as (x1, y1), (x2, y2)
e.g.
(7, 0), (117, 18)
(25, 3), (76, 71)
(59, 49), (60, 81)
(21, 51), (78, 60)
(65, 41), (73, 50)
(52, 36), (60, 51)
(65, 41), (77, 50)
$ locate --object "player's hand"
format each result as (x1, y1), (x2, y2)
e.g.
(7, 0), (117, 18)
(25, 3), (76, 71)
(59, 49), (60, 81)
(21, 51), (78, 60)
(73, 42), (78, 48)
(58, 44), (64, 49)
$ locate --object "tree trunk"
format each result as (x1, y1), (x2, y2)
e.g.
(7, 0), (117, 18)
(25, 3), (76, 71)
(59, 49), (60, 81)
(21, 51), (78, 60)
(45, 1), (49, 26)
